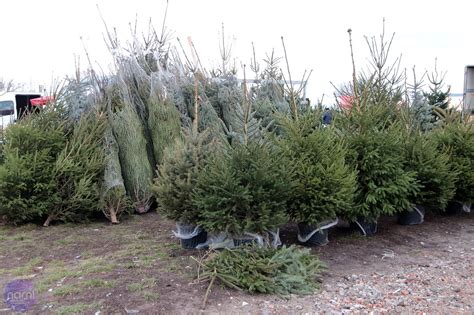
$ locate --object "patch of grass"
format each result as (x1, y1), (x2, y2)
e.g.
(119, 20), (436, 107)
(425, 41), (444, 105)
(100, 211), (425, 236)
(11, 257), (43, 276)
(52, 284), (84, 297)
(54, 303), (89, 315)
(78, 257), (116, 274)
(127, 278), (157, 292)
(55, 233), (88, 246)
(81, 278), (115, 289)
(54, 302), (100, 315)
(35, 258), (115, 293)
(143, 291), (160, 301)
(11, 232), (31, 241)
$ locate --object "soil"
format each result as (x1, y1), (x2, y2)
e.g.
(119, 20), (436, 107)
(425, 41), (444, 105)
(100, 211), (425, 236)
(0, 211), (473, 314)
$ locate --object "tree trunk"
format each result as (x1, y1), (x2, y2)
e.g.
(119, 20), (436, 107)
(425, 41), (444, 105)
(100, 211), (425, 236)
(43, 215), (54, 227)
(109, 208), (119, 224)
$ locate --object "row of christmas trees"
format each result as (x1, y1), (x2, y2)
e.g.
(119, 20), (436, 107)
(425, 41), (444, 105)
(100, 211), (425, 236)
(0, 24), (471, 248)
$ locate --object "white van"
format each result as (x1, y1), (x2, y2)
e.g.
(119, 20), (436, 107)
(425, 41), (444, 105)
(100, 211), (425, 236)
(0, 92), (42, 131)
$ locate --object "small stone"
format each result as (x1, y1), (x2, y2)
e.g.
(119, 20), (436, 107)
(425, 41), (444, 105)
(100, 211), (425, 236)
(453, 288), (461, 293)
(295, 305), (303, 310)
(401, 290), (409, 296)
(242, 302), (249, 307)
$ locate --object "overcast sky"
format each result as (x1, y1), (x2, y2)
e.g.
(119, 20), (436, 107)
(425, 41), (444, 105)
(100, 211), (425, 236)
(1, 0), (473, 104)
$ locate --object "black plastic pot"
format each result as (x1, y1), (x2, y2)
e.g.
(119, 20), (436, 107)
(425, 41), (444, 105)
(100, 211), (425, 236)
(350, 217), (377, 236)
(180, 230), (208, 249)
(398, 205), (425, 225)
(445, 201), (465, 215)
(297, 223), (329, 246)
(298, 221), (337, 246)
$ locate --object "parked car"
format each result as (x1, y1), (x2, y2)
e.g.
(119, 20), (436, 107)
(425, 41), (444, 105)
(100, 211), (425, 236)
(0, 92), (50, 131)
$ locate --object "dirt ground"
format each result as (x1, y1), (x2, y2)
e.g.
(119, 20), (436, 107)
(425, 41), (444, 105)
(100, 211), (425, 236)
(0, 211), (473, 314)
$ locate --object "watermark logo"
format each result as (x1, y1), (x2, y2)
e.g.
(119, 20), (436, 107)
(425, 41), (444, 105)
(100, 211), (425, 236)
(3, 279), (36, 312)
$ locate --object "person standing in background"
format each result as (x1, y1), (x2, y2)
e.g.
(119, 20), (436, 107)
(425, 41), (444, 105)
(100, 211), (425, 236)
(322, 107), (332, 125)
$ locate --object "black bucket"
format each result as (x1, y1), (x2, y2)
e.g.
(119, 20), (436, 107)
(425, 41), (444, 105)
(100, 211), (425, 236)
(297, 223), (330, 246)
(180, 230), (208, 249)
(398, 205), (425, 225)
(350, 217), (377, 236)
(445, 201), (464, 215)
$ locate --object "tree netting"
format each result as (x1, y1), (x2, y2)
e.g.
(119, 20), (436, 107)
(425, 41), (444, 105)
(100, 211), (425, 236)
(147, 91), (182, 166)
(111, 102), (154, 214)
(101, 127), (130, 223)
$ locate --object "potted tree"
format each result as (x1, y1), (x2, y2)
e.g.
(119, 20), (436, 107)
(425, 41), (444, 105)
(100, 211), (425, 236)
(277, 112), (356, 246)
(152, 130), (215, 249)
(338, 102), (419, 235)
(434, 117), (474, 214)
(193, 142), (293, 248)
(399, 131), (456, 224)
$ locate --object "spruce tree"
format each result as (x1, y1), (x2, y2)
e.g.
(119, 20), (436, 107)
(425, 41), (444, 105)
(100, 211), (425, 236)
(194, 142), (292, 235)
(408, 68), (435, 132)
(403, 131), (456, 210)
(278, 112), (356, 226)
(424, 60), (450, 122)
(0, 110), (65, 224)
(152, 129), (215, 224)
